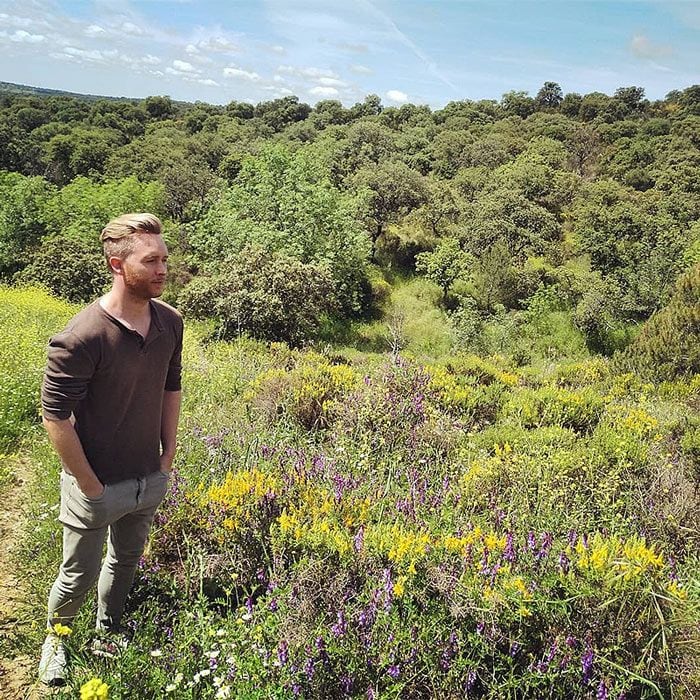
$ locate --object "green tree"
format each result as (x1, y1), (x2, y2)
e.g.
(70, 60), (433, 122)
(351, 161), (429, 259)
(535, 82), (563, 110)
(0, 172), (54, 277)
(614, 263), (700, 380)
(192, 146), (371, 315)
(415, 237), (472, 302)
(16, 235), (109, 302)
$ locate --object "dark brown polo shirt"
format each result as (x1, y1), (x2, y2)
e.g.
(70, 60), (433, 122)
(41, 299), (183, 484)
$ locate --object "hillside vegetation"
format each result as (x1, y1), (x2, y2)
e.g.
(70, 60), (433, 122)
(1, 83), (699, 361)
(1, 82), (699, 698)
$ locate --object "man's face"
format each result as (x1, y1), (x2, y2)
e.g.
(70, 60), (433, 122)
(120, 233), (169, 300)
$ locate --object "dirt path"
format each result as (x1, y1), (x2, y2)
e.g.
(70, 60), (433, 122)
(0, 457), (44, 700)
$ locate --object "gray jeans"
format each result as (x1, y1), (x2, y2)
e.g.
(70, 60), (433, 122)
(47, 469), (169, 631)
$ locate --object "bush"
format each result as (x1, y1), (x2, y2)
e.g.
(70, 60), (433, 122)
(16, 235), (109, 302)
(614, 263), (700, 381)
(178, 246), (336, 346)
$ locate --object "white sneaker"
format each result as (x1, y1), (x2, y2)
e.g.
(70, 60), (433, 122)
(38, 633), (67, 686)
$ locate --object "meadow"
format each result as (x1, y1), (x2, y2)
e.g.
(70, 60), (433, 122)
(1, 285), (698, 699)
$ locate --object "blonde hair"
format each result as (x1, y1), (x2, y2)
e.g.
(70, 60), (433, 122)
(101, 213), (162, 265)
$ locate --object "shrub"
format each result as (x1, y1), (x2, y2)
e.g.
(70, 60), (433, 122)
(614, 263), (700, 381)
(178, 246), (336, 346)
(502, 386), (606, 432)
(246, 353), (359, 429)
(16, 235), (109, 302)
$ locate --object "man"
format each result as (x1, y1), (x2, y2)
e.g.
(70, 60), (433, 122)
(39, 213), (183, 686)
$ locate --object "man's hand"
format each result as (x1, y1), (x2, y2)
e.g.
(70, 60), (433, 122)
(76, 476), (105, 500)
(159, 452), (175, 475)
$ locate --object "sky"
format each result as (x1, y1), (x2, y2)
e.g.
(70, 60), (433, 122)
(1, 1), (699, 108)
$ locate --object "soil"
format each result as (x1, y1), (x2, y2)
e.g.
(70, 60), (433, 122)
(0, 458), (46, 700)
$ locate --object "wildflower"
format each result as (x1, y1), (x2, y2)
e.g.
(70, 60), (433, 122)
(465, 669), (477, 692)
(386, 664), (400, 680)
(393, 576), (407, 598)
(582, 645), (594, 684)
(80, 678), (109, 700)
(215, 686), (232, 699)
(503, 532), (516, 563)
(278, 640), (289, 666)
(51, 623), (72, 637)
(331, 611), (347, 638)
(558, 550), (570, 574)
(150, 649), (162, 657)
(596, 680), (608, 700)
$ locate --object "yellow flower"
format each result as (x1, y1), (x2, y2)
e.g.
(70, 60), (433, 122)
(667, 581), (688, 600)
(393, 576), (407, 598)
(80, 678), (109, 700)
(51, 623), (72, 637)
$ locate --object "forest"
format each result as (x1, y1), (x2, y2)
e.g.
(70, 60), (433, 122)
(0, 81), (699, 699)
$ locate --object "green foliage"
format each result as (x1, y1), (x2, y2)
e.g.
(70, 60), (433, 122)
(16, 235), (109, 302)
(0, 171), (54, 277)
(178, 246), (336, 346)
(40, 175), (166, 243)
(193, 145), (371, 316)
(614, 263), (700, 381)
(0, 286), (75, 450)
(415, 237), (471, 301)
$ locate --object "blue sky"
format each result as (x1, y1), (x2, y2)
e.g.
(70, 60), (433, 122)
(1, 1), (698, 107)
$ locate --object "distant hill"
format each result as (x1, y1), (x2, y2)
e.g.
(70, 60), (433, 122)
(0, 80), (135, 102)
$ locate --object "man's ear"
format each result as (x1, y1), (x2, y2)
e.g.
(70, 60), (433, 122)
(108, 255), (124, 275)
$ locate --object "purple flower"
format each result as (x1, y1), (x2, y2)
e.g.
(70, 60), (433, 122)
(504, 532), (516, 563)
(558, 551), (570, 574)
(302, 656), (315, 680)
(387, 664), (400, 680)
(596, 680), (608, 700)
(354, 526), (364, 553)
(537, 532), (553, 560)
(526, 530), (537, 551)
(331, 610), (347, 638)
(268, 597), (279, 612)
(567, 529), (578, 547)
(509, 641), (521, 657)
(465, 670), (477, 693)
(278, 640), (288, 666)
(582, 645), (594, 684)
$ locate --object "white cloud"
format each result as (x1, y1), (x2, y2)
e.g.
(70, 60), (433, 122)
(121, 22), (144, 36)
(198, 78), (220, 87)
(223, 65), (261, 81)
(142, 54), (161, 66)
(310, 86), (339, 97)
(84, 24), (106, 38)
(0, 13), (34, 29)
(318, 77), (347, 87)
(62, 46), (116, 62)
(270, 44), (285, 54)
(630, 34), (672, 59)
(262, 86), (293, 96)
(4, 29), (45, 43)
(278, 64), (338, 79)
(350, 64), (372, 75)
(173, 59), (197, 73)
(190, 35), (238, 54)
(386, 89), (408, 103)
(185, 43), (199, 55)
